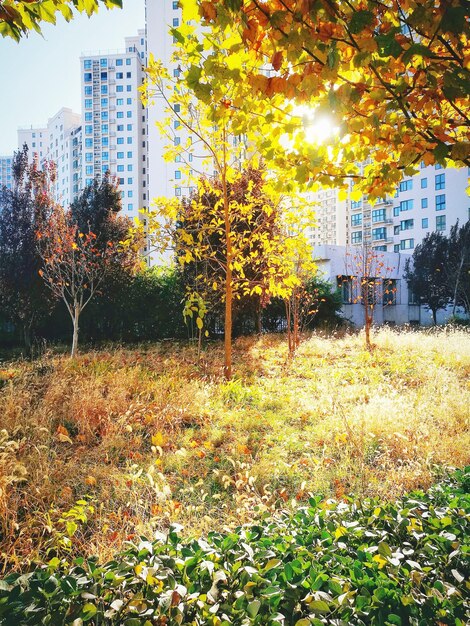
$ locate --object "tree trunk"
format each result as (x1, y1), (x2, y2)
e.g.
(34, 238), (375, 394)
(23, 323), (32, 358)
(452, 256), (465, 316)
(365, 307), (372, 351)
(71, 305), (80, 357)
(222, 133), (232, 380)
(432, 308), (437, 325)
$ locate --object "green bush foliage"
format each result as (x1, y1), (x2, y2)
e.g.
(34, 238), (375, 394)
(1, 469), (468, 625)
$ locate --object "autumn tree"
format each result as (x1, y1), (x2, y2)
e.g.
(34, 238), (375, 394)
(340, 244), (395, 350)
(447, 220), (470, 316)
(143, 16), (306, 379)
(192, 0), (470, 199)
(404, 232), (450, 325)
(0, 0), (122, 40)
(37, 201), (135, 357)
(0, 146), (54, 352)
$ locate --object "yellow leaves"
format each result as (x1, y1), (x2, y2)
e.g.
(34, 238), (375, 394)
(151, 432), (166, 448)
(373, 554), (388, 569)
(55, 424), (73, 444)
(196, 317), (204, 330)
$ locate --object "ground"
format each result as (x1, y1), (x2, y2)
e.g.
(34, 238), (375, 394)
(1, 327), (469, 570)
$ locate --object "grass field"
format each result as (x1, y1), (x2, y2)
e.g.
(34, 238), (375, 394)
(1, 327), (469, 571)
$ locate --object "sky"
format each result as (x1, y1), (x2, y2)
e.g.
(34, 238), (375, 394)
(0, 0), (145, 156)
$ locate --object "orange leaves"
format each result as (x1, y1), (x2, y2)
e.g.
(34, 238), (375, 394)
(270, 50), (283, 71)
(200, 1), (217, 21)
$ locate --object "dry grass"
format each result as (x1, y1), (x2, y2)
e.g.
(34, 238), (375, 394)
(0, 327), (469, 571)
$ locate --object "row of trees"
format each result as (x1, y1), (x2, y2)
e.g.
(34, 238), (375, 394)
(405, 222), (470, 324)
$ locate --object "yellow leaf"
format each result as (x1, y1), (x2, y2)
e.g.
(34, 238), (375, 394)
(152, 432), (166, 447)
(196, 316), (203, 330)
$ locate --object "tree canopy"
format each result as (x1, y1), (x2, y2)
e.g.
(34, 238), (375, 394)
(187, 0), (470, 199)
(0, 0), (122, 41)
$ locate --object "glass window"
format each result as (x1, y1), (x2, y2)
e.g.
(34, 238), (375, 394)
(85, 125), (92, 135)
(421, 198), (428, 209)
(174, 137), (181, 146)
(117, 165), (124, 172)
(101, 111), (108, 120)
(372, 208), (386, 223)
(128, 177), (133, 184)
(101, 124), (108, 133)
(351, 213), (362, 226)
(86, 178), (93, 186)
(422, 218), (428, 228)
(393, 206), (399, 217)
(175, 170), (181, 179)
(399, 179), (412, 192)
(175, 187), (182, 197)
(85, 165), (93, 175)
(351, 200), (362, 210)
(118, 177), (125, 184)
(436, 194), (446, 211)
(102, 151), (109, 160)
(101, 85), (108, 94)
(173, 0), (179, 7)
(351, 231), (362, 244)
(126, 72), (131, 78)
(127, 151), (132, 158)
(84, 112), (92, 121)
(400, 238), (414, 250)
(435, 173), (445, 190)
(127, 137), (132, 144)
(173, 68), (181, 78)
(117, 98), (124, 105)
(116, 59), (123, 66)
(421, 178), (427, 189)
(128, 203), (133, 211)
(127, 124), (132, 130)
(84, 99), (92, 109)
(127, 98), (132, 104)
(128, 190), (133, 197)
(436, 215), (446, 231)
(126, 85), (132, 92)
(127, 164), (133, 171)
(127, 111), (132, 118)
(372, 227), (386, 240)
(101, 98), (108, 107)
(173, 18), (179, 26)
(394, 225), (400, 235)
(102, 137), (109, 147)
(116, 85), (124, 92)
(117, 152), (124, 159)
(117, 124), (124, 131)
(383, 279), (397, 305)
(400, 199), (413, 211)
(116, 72), (123, 79)
(100, 58), (107, 67)
(85, 153), (93, 162)
(174, 104), (181, 112)
(400, 219), (414, 230)
(126, 58), (131, 66)
(435, 163), (443, 170)
(84, 60), (92, 69)
(394, 244), (400, 253)
(85, 138), (93, 148)
(101, 72), (107, 80)
(117, 111), (124, 118)
(117, 137), (124, 144)
(84, 86), (92, 95)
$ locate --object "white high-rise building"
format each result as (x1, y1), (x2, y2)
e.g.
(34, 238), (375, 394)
(80, 30), (148, 221)
(0, 156), (13, 191)
(348, 165), (470, 252)
(18, 108), (81, 206)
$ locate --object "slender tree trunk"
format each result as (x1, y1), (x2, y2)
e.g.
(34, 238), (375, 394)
(23, 323), (32, 357)
(71, 304), (80, 357)
(432, 308), (437, 325)
(452, 256), (465, 316)
(222, 132), (232, 380)
(365, 307), (372, 351)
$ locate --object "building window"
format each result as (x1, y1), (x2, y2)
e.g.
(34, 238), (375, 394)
(127, 97), (132, 104)
(400, 238), (414, 250)
(126, 58), (131, 66)
(84, 86), (92, 95)
(101, 124), (108, 133)
(351, 200), (362, 210)
(173, 18), (179, 26)
(117, 165), (124, 172)
(351, 213), (362, 226)
(85, 153), (92, 162)
(128, 204), (133, 211)
(421, 198), (428, 209)
(116, 58), (123, 66)
(422, 218), (429, 228)
(435, 163), (443, 170)
(101, 98), (108, 107)
(393, 206), (399, 217)
(421, 178), (427, 189)
(128, 190), (133, 198)
(101, 72), (107, 80)
(127, 85), (132, 92)
(175, 170), (182, 179)
(399, 179), (412, 192)
(102, 151), (109, 160)
(84, 112), (92, 121)
(394, 244), (400, 253)
(127, 137), (132, 144)
(100, 58), (107, 67)
(84, 99), (92, 109)
(400, 219), (414, 230)
(127, 151), (132, 158)
(173, 68), (181, 78)
(400, 199), (413, 211)
(118, 177), (124, 184)
(372, 208), (386, 223)
(372, 227), (386, 240)
(85, 166), (93, 175)
(101, 111), (108, 120)
(173, 0), (179, 7)
(127, 177), (133, 184)
(101, 85), (108, 94)
(84, 60), (92, 69)
(117, 124), (124, 131)
(126, 72), (131, 78)
(127, 111), (132, 118)
(117, 85), (124, 92)
(361, 279), (379, 305)
(85, 139), (92, 148)
(436, 194), (446, 211)
(408, 288), (419, 305)
(436, 215), (446, 231)
(383, 279), (397, 305)
(117, 137), (124, 144)
(374, 246), (387, 252)
(337, 276), (353, 304)
(435, 173), (445, 190)
(127, 164), (133, 171)
(85, 125), (92, 135)
(102, 137), (109, 146)
(116, 72), (123, 79)
(174, 137), (181, 146)
(351, 231), (362, 244)
(127, 124), (132, 131)
(117, 152), (124, 159)
(394, 225), (400, 235)
(175, 187), (182, 196)
(117, 98), (124, 105)
(117, 111), (124, 119)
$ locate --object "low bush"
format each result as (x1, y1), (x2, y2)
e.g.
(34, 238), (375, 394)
(0, 469), (468, 625)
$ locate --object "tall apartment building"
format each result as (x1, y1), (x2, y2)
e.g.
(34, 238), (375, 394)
(0, 156), (13, 191)
(80, 29), (148, 220)
(18, 108), (82, 207)
(306, 188), (347, 248)
(347, 165), (469, 253)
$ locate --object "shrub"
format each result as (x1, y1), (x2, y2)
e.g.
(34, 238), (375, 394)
(0, 469), (468, 625)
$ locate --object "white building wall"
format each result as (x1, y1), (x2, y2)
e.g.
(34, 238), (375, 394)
(80, 32), (146, 222)
(17, 127), (47, 164)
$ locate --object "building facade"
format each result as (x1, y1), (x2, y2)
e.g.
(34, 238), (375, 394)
(0, 156), (13, 191)
(80, 30), (148, 220)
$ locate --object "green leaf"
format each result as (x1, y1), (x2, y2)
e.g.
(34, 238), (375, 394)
(378, 542), (392, 558)
(309, 600), (330, 613)
(402, 43), (432, 65)
(349, 10), (374, 34)
(247, 599), (261, 618)
(80, 603), (97, 622)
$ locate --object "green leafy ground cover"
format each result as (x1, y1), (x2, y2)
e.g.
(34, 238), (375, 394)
(1, 468), (468, 626)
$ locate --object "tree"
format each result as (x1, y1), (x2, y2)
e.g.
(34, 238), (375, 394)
(37, 202), (133, 356)
(447, 220), (470, 315)
(404, 232), (450, 325)
(0, 0), (122, 41)
(0, 146), (54, 352)
(143, 24), (307, 379)
(191, 0), (470, 199)
(340, 244), (395, 350)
